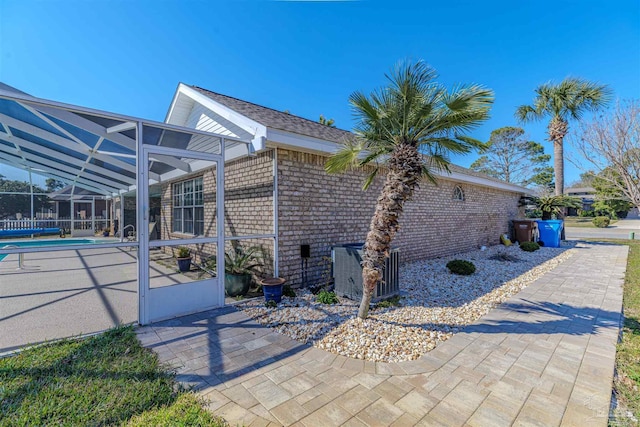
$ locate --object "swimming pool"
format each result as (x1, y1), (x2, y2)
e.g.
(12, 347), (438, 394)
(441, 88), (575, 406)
(0, 239), (111, 261)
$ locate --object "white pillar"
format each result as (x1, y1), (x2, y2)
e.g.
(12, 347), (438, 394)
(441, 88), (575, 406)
(91, 196), (96, 234)
(28, 168), (34, 226)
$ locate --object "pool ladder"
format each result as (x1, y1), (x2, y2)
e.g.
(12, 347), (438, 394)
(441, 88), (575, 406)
(2, 245), (24, 270)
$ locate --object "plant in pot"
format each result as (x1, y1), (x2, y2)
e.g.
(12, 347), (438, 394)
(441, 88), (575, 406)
(223, 246), (263, 297)
(176, 246), (192, 272)
(102, 228), (110, 237)
(532, 195), (581, 220)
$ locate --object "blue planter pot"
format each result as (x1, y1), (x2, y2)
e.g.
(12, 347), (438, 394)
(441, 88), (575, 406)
(261, 277), (286, 303)
(177, 257), (192, 272)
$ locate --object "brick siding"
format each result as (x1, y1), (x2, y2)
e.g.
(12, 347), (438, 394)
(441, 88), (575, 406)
(276, 149), (521, 287)
(157, 147), (522, 289)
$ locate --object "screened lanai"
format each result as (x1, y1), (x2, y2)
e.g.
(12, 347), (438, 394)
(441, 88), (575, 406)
(0, 84), (258, 352)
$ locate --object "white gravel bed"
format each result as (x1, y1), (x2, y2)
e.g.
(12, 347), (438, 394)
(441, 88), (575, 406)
(238, 243), (576, 363)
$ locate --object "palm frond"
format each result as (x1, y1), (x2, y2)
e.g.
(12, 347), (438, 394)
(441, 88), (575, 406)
(362, 168), (379, 190)
(518, 77), (612, 123)
(325, 139), (366, 174)
(329, 59), (495, 189)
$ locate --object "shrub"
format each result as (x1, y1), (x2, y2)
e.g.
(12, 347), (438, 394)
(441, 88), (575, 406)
(446, 259), (476, 275)
(177, 247), (190, 258)
(283, 285), (296, 298)
(593, 216), (611, 228)
(375, 295), (402, 309)
(520, 241), (540, 252)
(316, 290), (339, 304)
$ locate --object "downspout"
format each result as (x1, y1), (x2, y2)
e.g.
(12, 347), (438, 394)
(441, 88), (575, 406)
(273, 147), (279, 277)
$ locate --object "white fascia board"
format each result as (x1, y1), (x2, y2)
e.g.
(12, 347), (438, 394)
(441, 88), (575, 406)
(164, 83), (186, 124)
(265, 128), (339, 155)
(265, 127), (527, 194)
(438, 170), (528, 194)
(171, 84), (267, 151)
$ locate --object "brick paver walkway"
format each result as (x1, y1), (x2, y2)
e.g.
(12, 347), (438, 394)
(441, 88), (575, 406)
(137, 242), (628, 426)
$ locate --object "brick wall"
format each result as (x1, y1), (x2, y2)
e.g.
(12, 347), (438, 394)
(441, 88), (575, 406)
(161, 151), (275, 275)
(276, 148), (522, 287)
(156, 147), (521, 289)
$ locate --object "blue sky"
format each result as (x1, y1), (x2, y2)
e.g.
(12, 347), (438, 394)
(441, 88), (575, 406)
(1, 0), (638, 188)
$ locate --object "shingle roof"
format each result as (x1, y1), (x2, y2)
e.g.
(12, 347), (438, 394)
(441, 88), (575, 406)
(191, 86), (353, 144)
(191, 85), (527, 193)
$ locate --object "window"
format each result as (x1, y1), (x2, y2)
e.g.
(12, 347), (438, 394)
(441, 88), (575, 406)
(453, 185), (465, 201)
(173, 177), (204, 235)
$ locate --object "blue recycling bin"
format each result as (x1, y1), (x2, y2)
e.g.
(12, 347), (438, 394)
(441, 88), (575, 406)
(535, 220), (564, 248)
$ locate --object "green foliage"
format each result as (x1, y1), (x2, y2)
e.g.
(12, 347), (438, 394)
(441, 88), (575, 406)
(579, 209), (596, 217)
(528, 195), (582, 220)
(45, 178), (65, 193)
(585, 168), (635, 218)
(325, 60), (494, 190)
(223, 246), (263, 275)
(265, 300), (277, 308)
(176, 247), (190, 258)
(0, 175), (49, 219)
(316, 290), (339, 304)
(203, 246), (264, 276)
(515, 78), (612, 123)
(520, 241), (540, 252)
(375, 295), (402, 309)
(318, 114), (336, 127)
(592, 240), (640, 423)
(0, 326), (223, 426)
(592, 216), (611, 228)
(126, 394), (226, 427)
(283, 285), (296, 298)
(446, 259), (476, 275)
(470, 126), (552, 187)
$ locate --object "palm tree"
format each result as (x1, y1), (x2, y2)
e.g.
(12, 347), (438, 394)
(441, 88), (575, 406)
(516, 78), (611, 196)
(325, 60), (494, 319)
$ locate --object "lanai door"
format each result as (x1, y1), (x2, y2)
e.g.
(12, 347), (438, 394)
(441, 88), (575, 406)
(138, 144), (224, 324)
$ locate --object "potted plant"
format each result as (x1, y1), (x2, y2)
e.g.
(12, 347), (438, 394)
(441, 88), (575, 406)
(223, 246), (263, 297)
(176, 246), (192, 272)
(261, 277), (286, 303)
(102, 227), (110, 237)
(532, 195), (581, 220)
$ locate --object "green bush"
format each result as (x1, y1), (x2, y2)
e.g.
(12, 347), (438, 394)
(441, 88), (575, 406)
(520, 241), (540, 252)
(593, 216), (611, 228)
(283, 285), (296, 298)
(375, 295), (402, 309)
(446, 259), (476, 275)
(177, 247), (190, 258)
(316, 290), (339, 304)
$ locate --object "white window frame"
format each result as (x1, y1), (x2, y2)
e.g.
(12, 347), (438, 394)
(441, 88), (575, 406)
(172, 177), (204, 235)
(453, 185), (465, 201)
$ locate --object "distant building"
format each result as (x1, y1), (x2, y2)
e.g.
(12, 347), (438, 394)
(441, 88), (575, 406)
(565, 187), (596, 216)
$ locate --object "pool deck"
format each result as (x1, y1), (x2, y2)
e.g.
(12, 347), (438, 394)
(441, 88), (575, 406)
(137, 241), (628, 426)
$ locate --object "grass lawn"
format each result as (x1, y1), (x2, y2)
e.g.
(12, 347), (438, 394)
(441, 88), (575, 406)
(0, 326), (226, 426)
(564, 216), (618, 228)
(615, 239), (640, 425)
(590, 239), (639, 425)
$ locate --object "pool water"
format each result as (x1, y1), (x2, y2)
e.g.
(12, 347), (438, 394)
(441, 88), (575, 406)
(0, 239), (107, 261)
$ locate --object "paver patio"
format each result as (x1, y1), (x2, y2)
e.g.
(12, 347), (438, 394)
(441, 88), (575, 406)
(136, 242), (628, 426)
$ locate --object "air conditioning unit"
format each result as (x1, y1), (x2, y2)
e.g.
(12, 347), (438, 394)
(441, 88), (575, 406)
(331, 243), (400, 301)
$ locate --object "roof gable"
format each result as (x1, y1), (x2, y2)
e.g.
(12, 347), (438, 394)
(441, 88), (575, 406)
(191, 86), (352, 144)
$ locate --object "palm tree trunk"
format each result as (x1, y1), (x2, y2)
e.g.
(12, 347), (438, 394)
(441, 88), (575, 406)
(358, 143), (422, 319)
(548, 117), (568, 196)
